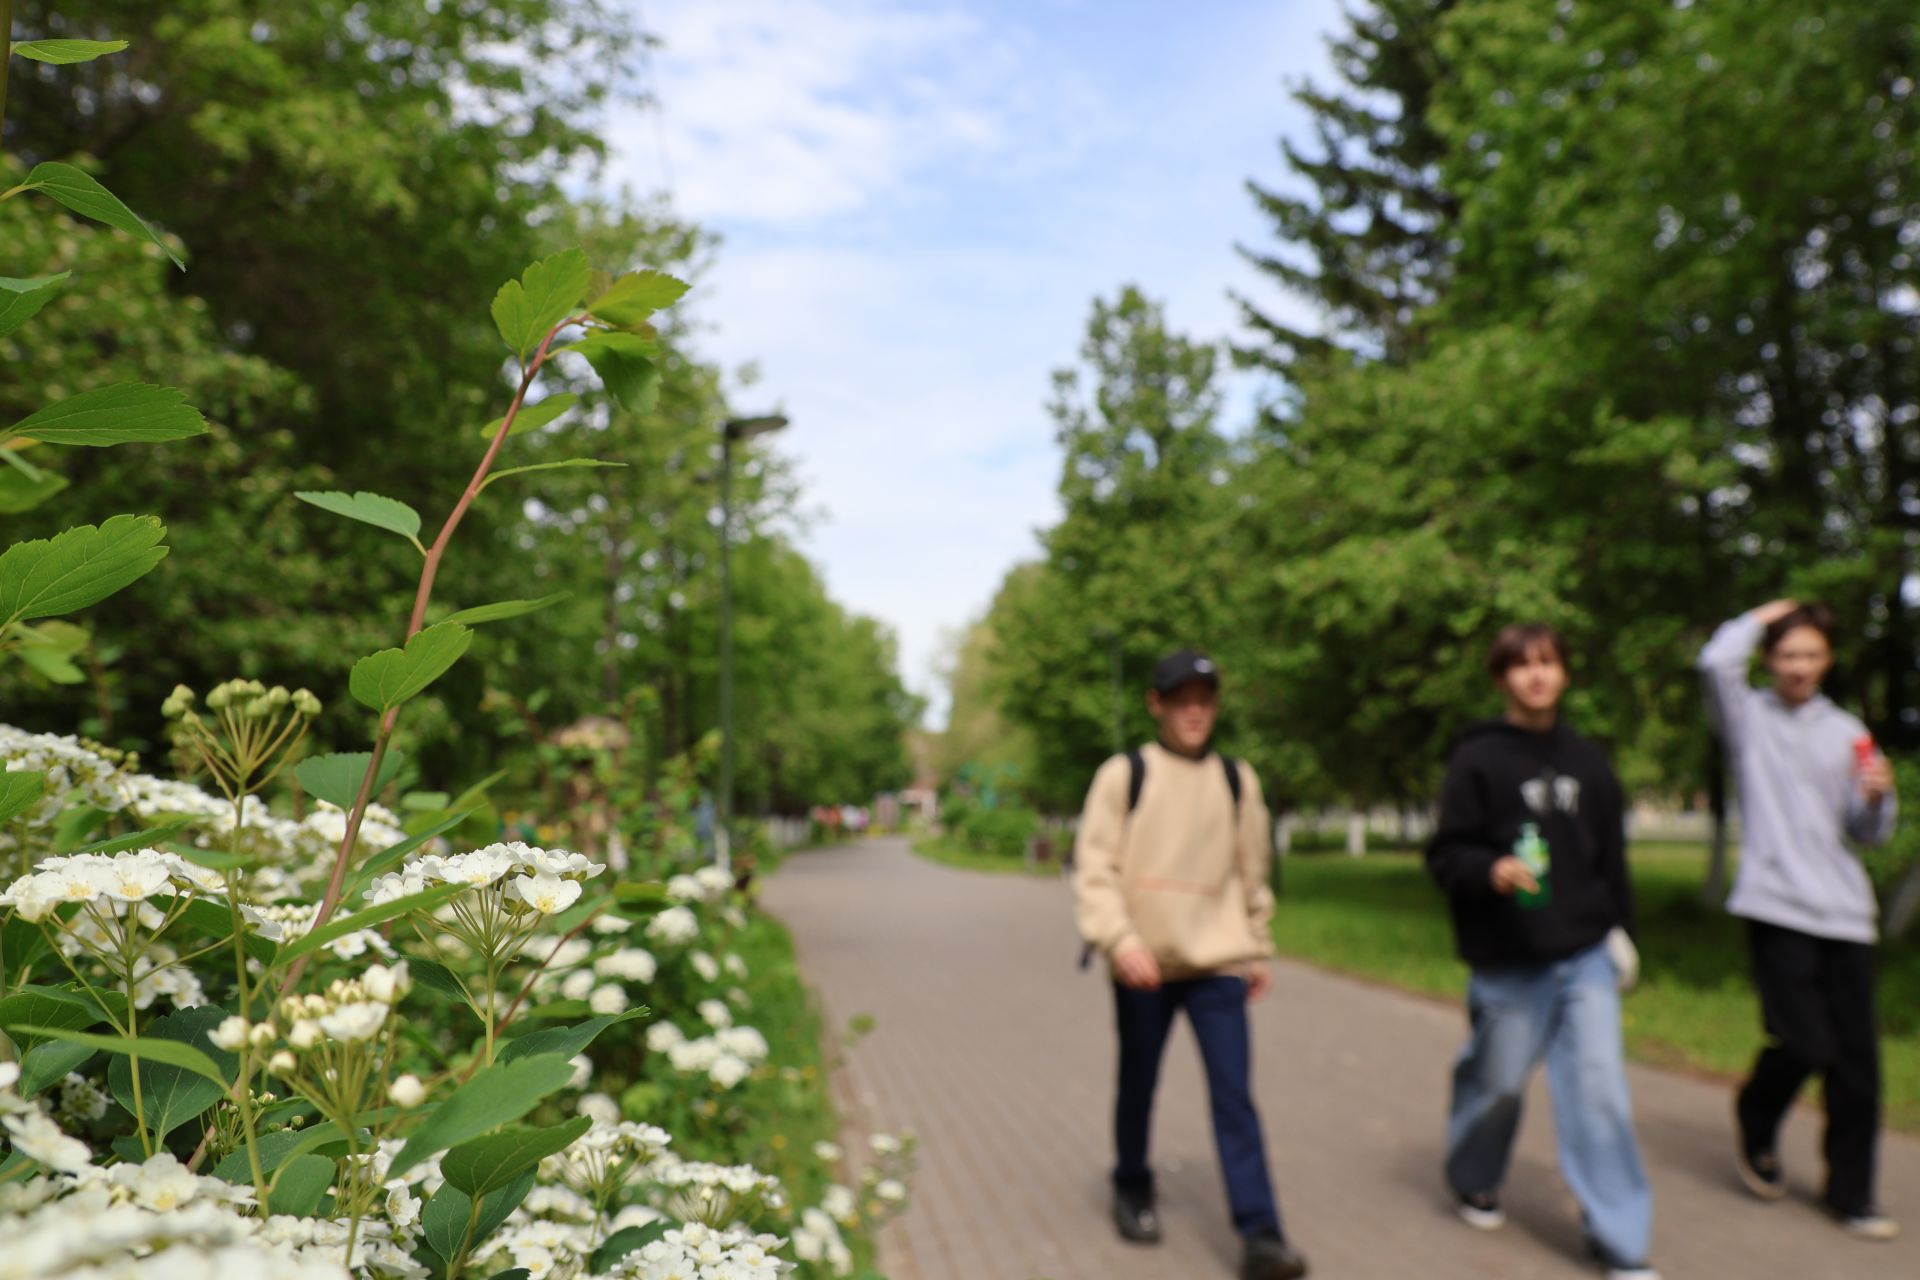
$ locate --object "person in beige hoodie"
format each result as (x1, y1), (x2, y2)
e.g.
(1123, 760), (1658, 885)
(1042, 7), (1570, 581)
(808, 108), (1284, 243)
(1073, 649), (1306, 1280)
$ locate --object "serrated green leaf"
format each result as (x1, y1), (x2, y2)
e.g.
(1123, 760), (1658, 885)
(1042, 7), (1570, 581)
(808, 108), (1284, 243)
(587, 269), (689, 326)
(0, 515), (168, 634)
(0, 770), (45, 823)
(439, 592), (572, 626)
(591, 1221), (673, 1273)
(497, 1010), (646, 1065)
(8, 383), (208, 447)
(387, 1055), (577, 1179)
(293, 750), (408, 811)
(561, 331), (660, 411)
(478, 460), (627, 492)
(272, 882), (463, 968)
(10, 39), (130, 64)
(441, 1116), (591, 1199)
(104, 1007), (237, 1139)
(0, 273), (70, 339)
(20, 162), (183, 268)
(491, 249), (591, 359)
(293, 490), (423, 550)
(349, 622), (472, 712)
(13, 1027), (224, 1105)
(0, 465), (69, 514)
(0, 984), (106, 1051)
(478, 391), (576, 439)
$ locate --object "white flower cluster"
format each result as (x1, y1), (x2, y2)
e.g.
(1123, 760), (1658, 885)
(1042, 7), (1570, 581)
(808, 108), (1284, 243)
(644, 905), (699, 946)
(791, 1205), (854, 1275)
(251, 961), (413, 1061)
(0, 848), (224, 922)
(664, 865), (737, 905)
(246, 901), (395, 962)
(0, 725), (131, 833)
(612, 1221), (786, 1280)
(645, 1020), (770, 1091)
(364, 841), (603, 915)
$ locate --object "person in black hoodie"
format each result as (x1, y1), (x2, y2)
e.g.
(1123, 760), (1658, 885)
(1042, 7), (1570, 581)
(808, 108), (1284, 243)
(1426, 623), (1658, 1280)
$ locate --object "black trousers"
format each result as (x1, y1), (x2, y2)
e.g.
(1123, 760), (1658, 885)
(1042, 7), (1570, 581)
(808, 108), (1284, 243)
(1736, 919), (1880, 1214)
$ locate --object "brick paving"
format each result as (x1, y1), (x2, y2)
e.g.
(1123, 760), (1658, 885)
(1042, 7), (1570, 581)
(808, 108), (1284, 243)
(761, 837), (1920, 1280)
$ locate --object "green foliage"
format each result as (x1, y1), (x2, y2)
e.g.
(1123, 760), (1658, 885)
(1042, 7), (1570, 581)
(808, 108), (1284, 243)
(440, 1116), (593, 1198)
(293, 490), (425, 553)
(0, 272), (67, 338)
(0, 515), (167, 637)
(387, 1054), (577, 1179)
(8, 382), (206, 446)
(0, 768), (44, 821)
(349, 623), (474, 713)
(293, 749), (408, 810)
(491, 248), (592, 360)
(9, 38), (130, 65)
(106, 1006), (236, 1139)
(14, 161), (184, 268)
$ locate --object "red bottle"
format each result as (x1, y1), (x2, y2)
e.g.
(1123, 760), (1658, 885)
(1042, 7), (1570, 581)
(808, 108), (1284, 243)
(1854, 734), (1877, 770)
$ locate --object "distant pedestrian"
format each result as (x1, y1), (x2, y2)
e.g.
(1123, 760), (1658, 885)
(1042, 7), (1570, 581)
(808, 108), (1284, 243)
(1426, 623), (1659, 1280)
(1700, 600), (1900, 1242)
(1072, 649), (1307, 1280)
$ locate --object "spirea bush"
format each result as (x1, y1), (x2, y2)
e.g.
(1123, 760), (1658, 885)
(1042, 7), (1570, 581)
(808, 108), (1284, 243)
(0, 34), (911, 1280)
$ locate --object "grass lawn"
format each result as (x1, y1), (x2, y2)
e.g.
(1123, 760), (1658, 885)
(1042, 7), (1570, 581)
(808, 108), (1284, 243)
(913, 833), (1058, 877)
(1272, 844), (1920, 1131)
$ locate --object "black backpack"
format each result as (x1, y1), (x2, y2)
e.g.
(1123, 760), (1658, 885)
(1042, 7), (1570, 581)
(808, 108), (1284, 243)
(1076, 749), (1242, 969)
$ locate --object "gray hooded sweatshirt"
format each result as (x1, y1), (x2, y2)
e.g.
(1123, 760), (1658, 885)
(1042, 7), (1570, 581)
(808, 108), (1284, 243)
(1698, 612), (1897, 943)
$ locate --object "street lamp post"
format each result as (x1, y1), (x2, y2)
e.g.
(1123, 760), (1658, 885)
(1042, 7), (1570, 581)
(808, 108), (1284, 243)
(716, 414), (788, 872)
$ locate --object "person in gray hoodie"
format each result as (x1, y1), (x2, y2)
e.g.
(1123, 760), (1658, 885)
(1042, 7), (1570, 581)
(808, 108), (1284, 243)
(1698, 600), (1899, 1241)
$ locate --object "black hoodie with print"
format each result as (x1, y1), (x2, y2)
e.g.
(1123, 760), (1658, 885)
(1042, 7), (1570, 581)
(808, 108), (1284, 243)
(1425, 719), (1635, 969)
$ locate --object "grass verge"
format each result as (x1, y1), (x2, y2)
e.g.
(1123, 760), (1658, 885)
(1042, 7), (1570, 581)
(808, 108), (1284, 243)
(912, 834), (1058, 877)
(1271, 843), (1920, 1131)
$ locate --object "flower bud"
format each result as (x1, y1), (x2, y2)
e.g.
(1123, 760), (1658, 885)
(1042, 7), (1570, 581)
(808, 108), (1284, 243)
(268, 1050), (297, 1073)
(388, 1074), (427, 1107)
(292, 689), (322, 716)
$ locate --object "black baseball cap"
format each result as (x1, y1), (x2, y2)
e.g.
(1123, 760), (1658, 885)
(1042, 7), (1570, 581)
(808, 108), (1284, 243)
(1151, 649), (1220, 695)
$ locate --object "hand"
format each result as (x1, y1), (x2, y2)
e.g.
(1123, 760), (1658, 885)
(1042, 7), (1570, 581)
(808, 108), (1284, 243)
(1112, 942), (1162, 991)
(1490, 855), (1540, 897)
(1752, 598), (1800, 626)
(1860, 753), (1896, 805)
(1245, 963), (1272, 1002)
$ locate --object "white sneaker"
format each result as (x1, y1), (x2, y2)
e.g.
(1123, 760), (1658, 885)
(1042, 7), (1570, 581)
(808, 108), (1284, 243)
(1606, 1268), (1662, 1280)
(1837, 1210), (1899, 1242)
(1454, 1191), (1505, 1230)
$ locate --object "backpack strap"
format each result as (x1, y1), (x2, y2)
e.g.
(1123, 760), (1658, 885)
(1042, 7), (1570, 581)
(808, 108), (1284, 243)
(1221, 754), (1242, 814)
(1125, 747), (1146, 813)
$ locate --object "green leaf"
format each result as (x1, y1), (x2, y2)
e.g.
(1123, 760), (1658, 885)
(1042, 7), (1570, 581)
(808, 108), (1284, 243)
(479, 459), (627, 492)
(0, 273), (70, 340)
(293, 750), (408, 811)
(0, 515), (168, 633)
(591, 1221), (673, 1273)
(561, 331), (659, 410)
(12, 622), (89, 684)
(272, 882), (463, 968)
(423, 1168), (536, 1264)
(441, 1116), (590, 1199)
(349, 622), (472, 713)
(497, 1010), (646, 1065)
(478, 391), (576, 439)
(265, 1154), (336, 1215)
(8, 383), (208, 447)
(0, 465), (69, 514)
(293, 490), (424, 551)
(439, 592), (572, 626)
(0, 984), (106, 1051)
(212, 1128), (314, 1183)
(0, 770), (45, 823)
(73, 821), (191, 855)
(387, 1055), (577, 1179)
(163, 897), (279, 965)
(20, 162), (184, 268)
(587, 269), (689, 326)
(18, 1039), (97, 1097)
(407, 955), (475, 1011)
(1, 917), (51, 980)
(99, 1007), (238, 1138)
(10, 39), (130, 64)
(491, 249), (591, 359)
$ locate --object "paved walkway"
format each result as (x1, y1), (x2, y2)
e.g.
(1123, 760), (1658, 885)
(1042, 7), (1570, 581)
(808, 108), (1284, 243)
(762, 837), (1920, 1279)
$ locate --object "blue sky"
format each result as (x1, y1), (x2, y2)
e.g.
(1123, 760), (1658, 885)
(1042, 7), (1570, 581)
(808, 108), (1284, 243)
(601, 0), (1345, 720)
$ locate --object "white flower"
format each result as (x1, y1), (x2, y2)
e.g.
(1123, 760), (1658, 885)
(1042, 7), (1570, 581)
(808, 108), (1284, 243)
(646, 1022), (685, 1053)
(362, 960), (412, 1004)
(708, 1053), (752, 1090)
(268, 1050), (297, 1072)
(317, 1002), (388, 1042)
(560, 969), (597, 1001)
(438, 847), (517, 887)
(645, 905), (699, 946)
(813, 1141), (842, 1163)
(718, 1026), (769, 1062)
(593, 947), (656, 983)
(822, 1183), (857, 1222)
(690, 951), (721, 983)
(209, 1016), (251, 1052)
(875, 1178), (906, 1202)
(577, 1093), (621, 1125)
(666, 873), (704, 903)
(389, 1074), (427, 1107)
(587, 985), (629, 1015)
(567, 1054), (592, 1089)
(128, 1152), (201, 1210)
(3, 1109), (91, 1171)
(723, 952), (749, 979)
(695, 865), (734, 896)
(697, 999), (732, 1030)
(870, 1132), (903, 1155)
(508, 873), (581, 915)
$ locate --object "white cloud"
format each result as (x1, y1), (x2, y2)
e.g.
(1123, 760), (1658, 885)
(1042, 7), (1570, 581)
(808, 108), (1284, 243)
(603, 0), (1345, 725)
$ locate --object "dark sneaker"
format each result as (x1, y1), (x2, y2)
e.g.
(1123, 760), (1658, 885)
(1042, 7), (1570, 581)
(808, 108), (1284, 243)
(1455, 1190), (1505, 1230)
(1111, 1184), (1160, 1244)
(1733, 1127), (1786, 1201)
(1241, 1228), (1309, 1280)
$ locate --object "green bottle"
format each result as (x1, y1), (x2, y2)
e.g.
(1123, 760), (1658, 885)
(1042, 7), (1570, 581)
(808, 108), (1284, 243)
(1514, 822), (1551, 908)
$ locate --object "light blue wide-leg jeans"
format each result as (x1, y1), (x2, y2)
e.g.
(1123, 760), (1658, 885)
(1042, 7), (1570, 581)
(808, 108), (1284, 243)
(1445, 942), (1653, 1267)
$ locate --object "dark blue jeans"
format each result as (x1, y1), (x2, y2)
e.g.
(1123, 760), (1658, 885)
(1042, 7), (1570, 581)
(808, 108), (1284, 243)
(1112, 974), (1282, 1236)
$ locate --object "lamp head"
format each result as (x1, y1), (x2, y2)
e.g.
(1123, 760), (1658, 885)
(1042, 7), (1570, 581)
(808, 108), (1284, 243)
(723, 414), (789, 442)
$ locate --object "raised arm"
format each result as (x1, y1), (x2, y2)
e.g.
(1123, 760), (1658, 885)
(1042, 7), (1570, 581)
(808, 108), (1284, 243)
(1072, 756), (1140, 956)
(1698, 603), (1793, 746)
(1236, 763), (1277, 958)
